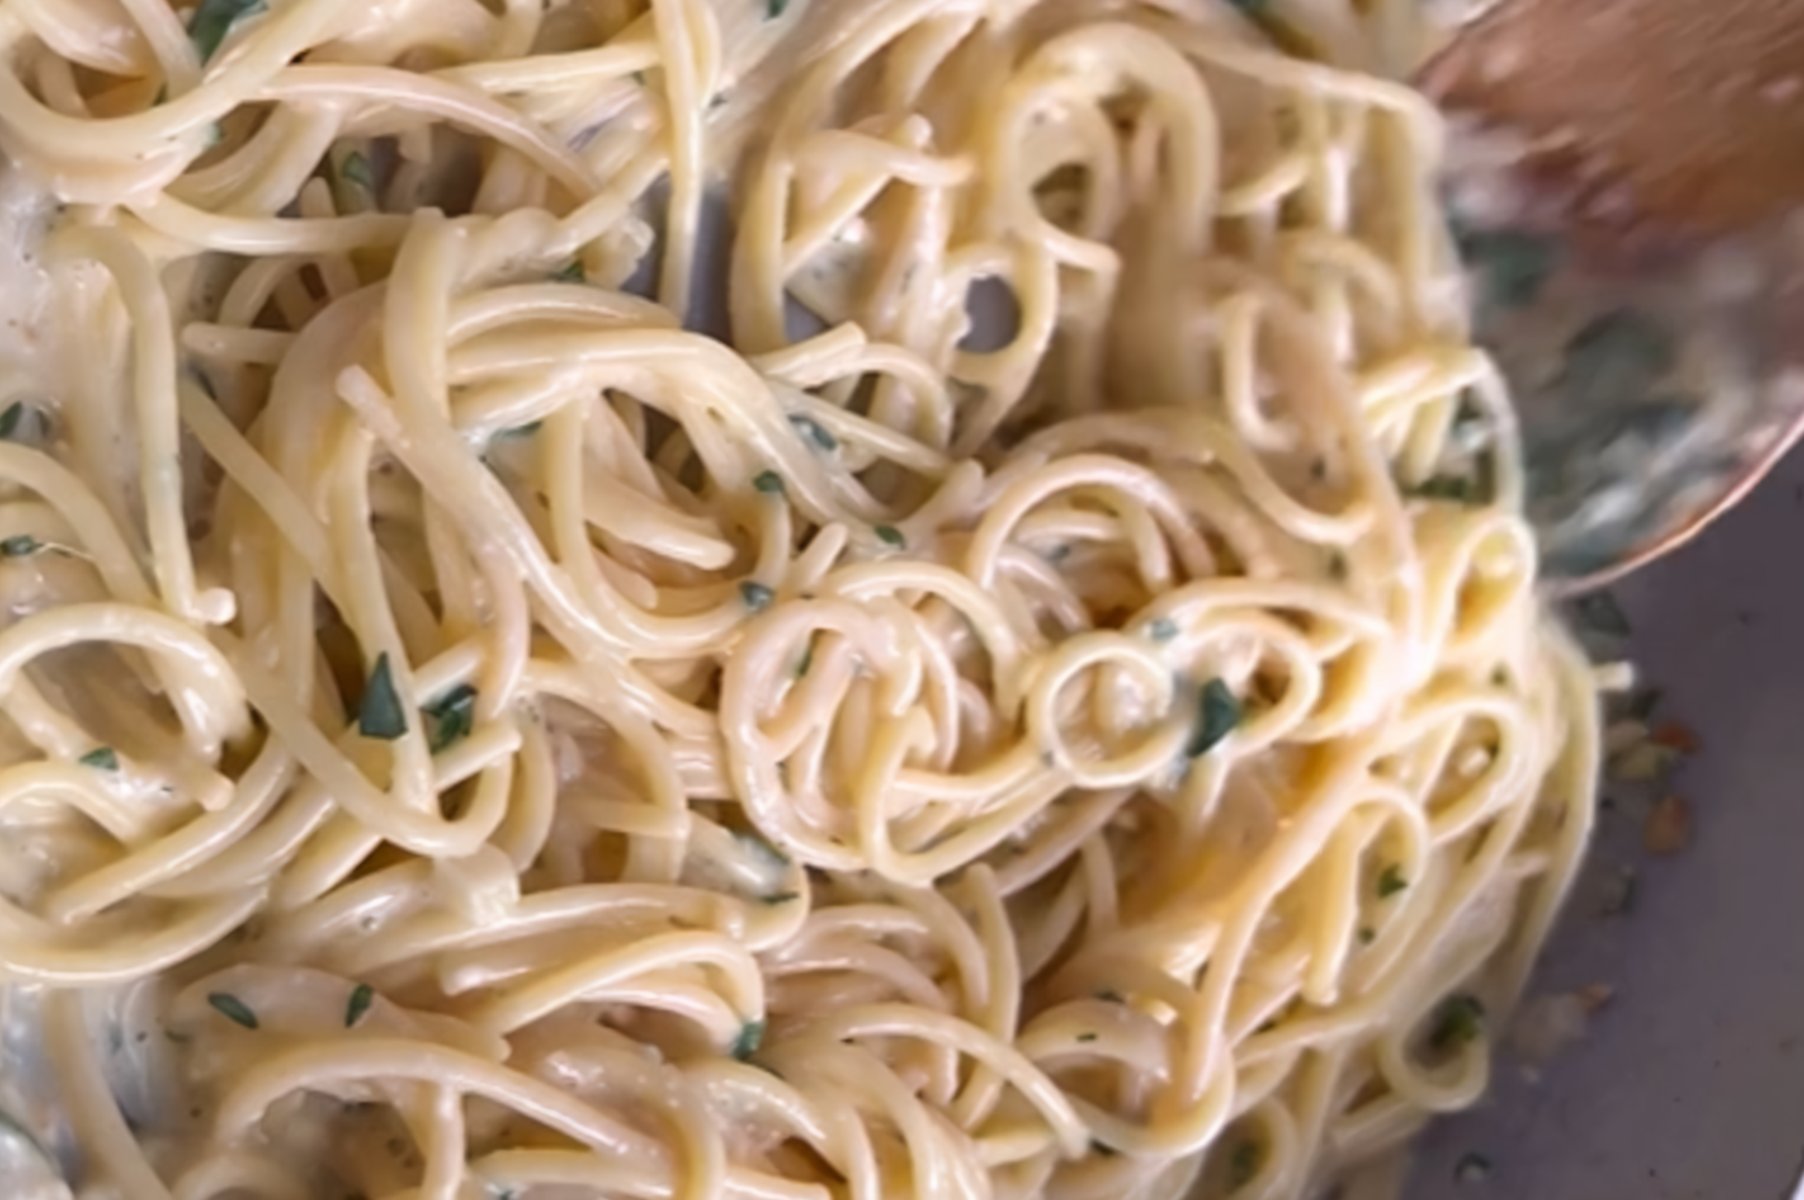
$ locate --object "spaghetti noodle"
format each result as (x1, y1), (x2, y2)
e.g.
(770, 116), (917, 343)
(0, 0), (1599, 1197)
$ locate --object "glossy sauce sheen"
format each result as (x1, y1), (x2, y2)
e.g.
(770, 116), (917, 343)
(0, 2), (1598, 1200)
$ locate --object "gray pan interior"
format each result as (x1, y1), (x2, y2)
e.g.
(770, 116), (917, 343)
(1407, 450), (1804, 1199)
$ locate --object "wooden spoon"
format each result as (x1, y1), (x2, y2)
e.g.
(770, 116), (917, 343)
(1420, 0), (1804, 589)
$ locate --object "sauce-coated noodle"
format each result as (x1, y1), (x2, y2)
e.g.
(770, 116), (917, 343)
(0, 1), (1597, 1198)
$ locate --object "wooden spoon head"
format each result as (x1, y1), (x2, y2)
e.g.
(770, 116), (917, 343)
(1421, 0), (1804, 588)
(1423, 0), (1804, 240)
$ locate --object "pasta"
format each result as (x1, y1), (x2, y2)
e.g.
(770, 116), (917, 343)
(0, 0), (1600, 1198)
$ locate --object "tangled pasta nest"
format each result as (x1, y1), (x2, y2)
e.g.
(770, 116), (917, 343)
(0, 0), (1597, 1198)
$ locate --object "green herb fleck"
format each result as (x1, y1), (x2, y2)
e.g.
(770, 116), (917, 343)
(339, 151), (373, 192)
(1147, 617), (1179, 643)
(788, 413), (838, 452)
(1095, 989), (1124, 1003)
(1359, 926), (1376, 945)
(740, 581), (775, 611)
(767, 0), (789, 17)
(0, 535), (39, 558)
(753, 470), (785, 495)
(189, 0), (267, 61)
(1076, 1032), (1097, 1043)
(1377, 864), (1408, 898)
(1429, 994), (1486, 1051)
(1454, 1152), (1494, 1183)
(79, 747), (118, 771)
(793, 640), (815, 679)
(0, 401), (41, 442)
(1327, 551), (1347, 580)
(207, 992), (258, 1030)
(1185, 678), (1241, 758)
(762, 891), (799, 906)
(357, 652), (406, 740)
(344, 983), (375, 1027)
(1408, 474), (1487, 505)
(874, 524), (906, 549)
(1573, 591), (1632, 638)
(554, 260), (584, 283)
(422, 683), (477, 753)
(731, 1019), (766, 1060)
(1229, 1140), (1263, 1188)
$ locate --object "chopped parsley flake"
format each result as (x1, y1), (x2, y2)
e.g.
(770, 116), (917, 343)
(762, 891), (799, 905)
(188, 0), (266, 63)
(554, 260), (584, 283)
(344, 983), (375, 1028)
(1147, 617), (1179, 643)
(78, 747), (119, 771)
(207, 992), (258, 1030)
(874, 524), (906, 548)
(1377, 864), (1408, 898)
(767, 0), (789, 17)
(0, 535), (39, 557)
(357, 653), (407, 740)
(339, 151), (374, 192)
(740, 581), (775, 611)
(788, 414), (838, 452)
(1430, 994), (1486, 1051)
(422, 683), (477, 753)
(0, 401), (42, 441)
(1186, 678), (1241, 757)
(731, 1019), (765, 1060)
(1408, 474), (1489, 505)
(1076, 1032), (1097, 1043)
(753, 470), (785, 495)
